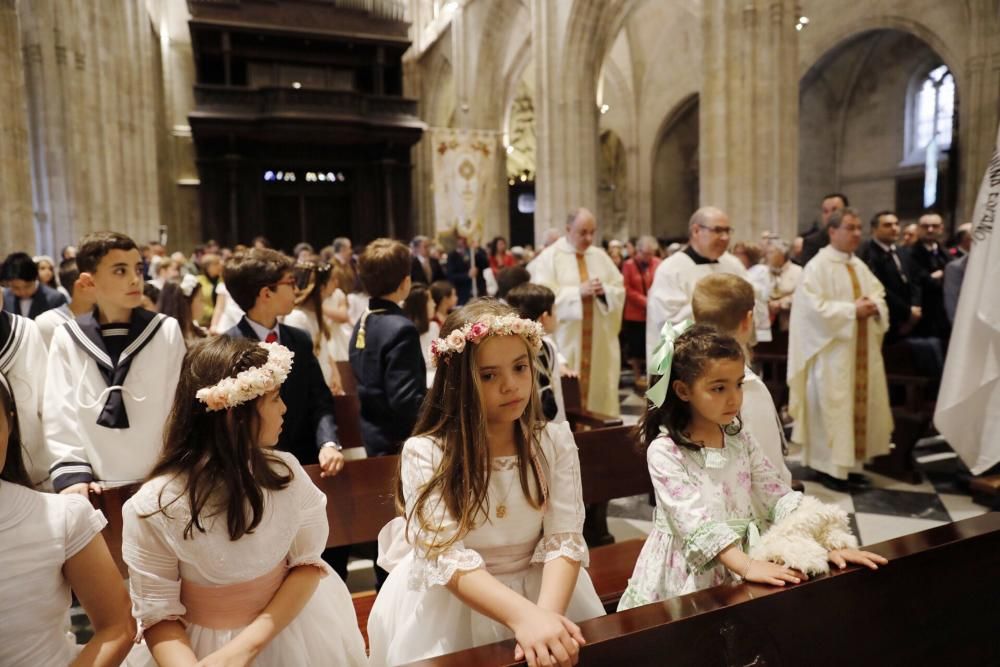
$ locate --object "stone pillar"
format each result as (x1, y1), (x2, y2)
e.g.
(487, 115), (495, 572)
(0, 0), (36, 252)
(530, 0), (563, 241)
(700, 0), (798, 242)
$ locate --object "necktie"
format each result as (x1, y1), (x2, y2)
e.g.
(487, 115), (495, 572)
(265, 331), (277, 344)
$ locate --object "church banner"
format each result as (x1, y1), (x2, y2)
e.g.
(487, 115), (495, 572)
(430, 128), (498, 243)
(934, 123), (1000, 474)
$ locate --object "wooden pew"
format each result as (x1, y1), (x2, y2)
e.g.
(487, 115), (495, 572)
(404, 512), (1000, 666)
(336, 359), (358, 395)
(561, 376), (623, 431)
(305, 457), (397, 645)
(576, 425), (652, 612)
(91, 484), (141, 577)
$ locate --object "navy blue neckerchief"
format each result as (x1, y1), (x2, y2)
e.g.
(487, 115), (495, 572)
(63, 307), (168, 429)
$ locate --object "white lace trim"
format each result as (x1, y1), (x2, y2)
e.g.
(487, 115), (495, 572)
(408, 546), (485, 591)
(530, 532), (589, 567)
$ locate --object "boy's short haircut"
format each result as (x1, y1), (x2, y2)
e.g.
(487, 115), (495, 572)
(691, 273), (755, 334)
(76, 231), (138, 274)
(358, 239), (410, 298)
(223, 248), (294, 312)
(59, 259), (80, 299)
(506, 283), (555, 322)
(429, 279), (455, 307)
(496, 266), (531, 299)
(0, 252), (39, 282)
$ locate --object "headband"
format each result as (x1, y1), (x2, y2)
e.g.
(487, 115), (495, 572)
(195, 342), (294, 411)
(645, 319), (693, 408)
(429, 314), (545, 367)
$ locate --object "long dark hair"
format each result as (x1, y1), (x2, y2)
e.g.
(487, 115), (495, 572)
(293, 261), (334, 352)
(0, 373), (31, 487)
(400, 299), (547, 556)
(157, 279), (205, 342)
(402, 283), (431, 334)
(145, 337), (292, 540)
(638, 324), (745, 452)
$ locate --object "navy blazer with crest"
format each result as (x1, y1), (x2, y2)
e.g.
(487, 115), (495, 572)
(225, 317), (338, 465)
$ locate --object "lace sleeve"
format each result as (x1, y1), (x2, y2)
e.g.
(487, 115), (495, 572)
(402, 437), (484, 591)
(531, 423), (589, 566)
(121, 493), (186, 636)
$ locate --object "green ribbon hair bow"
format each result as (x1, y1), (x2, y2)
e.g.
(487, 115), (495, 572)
(645, 319), (694, 408)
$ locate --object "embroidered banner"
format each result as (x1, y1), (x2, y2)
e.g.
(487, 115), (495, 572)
(430, 128), (498, 243)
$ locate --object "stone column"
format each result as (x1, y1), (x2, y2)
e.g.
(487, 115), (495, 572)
(530, 0), (563, 241)
(700, 0), (798, 242)
(0, 0), (36, 252)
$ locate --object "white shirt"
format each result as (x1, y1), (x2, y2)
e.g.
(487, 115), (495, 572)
(245, 317), (279, 343)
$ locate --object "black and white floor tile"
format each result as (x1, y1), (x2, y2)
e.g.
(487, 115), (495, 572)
(609, 378), (991, 547)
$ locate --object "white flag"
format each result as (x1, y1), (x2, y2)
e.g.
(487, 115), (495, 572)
(934, 124), (1000, 474)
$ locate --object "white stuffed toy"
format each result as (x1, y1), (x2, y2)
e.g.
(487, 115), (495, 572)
(749, 496), (859, 575)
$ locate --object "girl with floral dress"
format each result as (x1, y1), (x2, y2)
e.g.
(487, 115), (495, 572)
(121, 337), (367, 666)
(617, 324), (887, 611)
(368, 300), (605, 667)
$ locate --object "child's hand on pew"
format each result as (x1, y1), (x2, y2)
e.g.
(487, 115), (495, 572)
(827, 548), (888, 571)
(59, 482), (103, 497)
(720, 545), (803, 587)
(511, 608), (585, 667)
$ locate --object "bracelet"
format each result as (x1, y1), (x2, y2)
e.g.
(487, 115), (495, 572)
(742, 557), (754, 581)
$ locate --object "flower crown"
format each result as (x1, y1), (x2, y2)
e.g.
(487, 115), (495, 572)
(429, 314), (545, 367)
(196, 342), (294, 411)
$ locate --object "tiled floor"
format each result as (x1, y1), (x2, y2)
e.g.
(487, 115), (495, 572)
(609, 375), (991, 548)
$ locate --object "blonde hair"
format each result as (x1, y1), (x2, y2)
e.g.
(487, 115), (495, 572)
(691, 273), (755, 334)
(399, 299), (547, 557)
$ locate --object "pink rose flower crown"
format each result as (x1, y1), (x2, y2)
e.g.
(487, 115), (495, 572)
(429, 314), (545, 367)
(195, 342), (295, 411)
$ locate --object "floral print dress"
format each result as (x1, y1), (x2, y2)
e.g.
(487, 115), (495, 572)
(617, 428), (801, 611)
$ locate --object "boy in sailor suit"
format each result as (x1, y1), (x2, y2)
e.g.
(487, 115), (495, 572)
(44, 232), (186, 496)
(0, 310), (50, 485)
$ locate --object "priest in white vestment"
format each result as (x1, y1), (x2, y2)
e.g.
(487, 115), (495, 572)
(645, 207), (749, 368)
(529, 208), (625, 416)
(787, 208), (893, 483)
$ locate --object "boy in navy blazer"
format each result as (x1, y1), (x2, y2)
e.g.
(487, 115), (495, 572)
(349, 239), (427, 457)
(2, 252), (67, 319)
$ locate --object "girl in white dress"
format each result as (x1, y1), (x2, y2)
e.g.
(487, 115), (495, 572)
(121, 337), (367, 666)
(0, 371), (135, 667)
(369, 300), (605, 667)
(284, 261), (345, 395)
(617, 324), (887, 611)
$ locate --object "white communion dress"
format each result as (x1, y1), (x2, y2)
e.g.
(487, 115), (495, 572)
(367, 421), (606, 666)
(121, 450), (367, 666)
(0, 480), (107, 666)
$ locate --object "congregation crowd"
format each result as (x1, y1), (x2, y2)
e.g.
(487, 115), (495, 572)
(0, 191), (964, 666)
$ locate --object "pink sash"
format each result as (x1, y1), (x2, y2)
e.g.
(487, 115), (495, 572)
(181, 562), (287, 630)
(477, 539), (538, 576)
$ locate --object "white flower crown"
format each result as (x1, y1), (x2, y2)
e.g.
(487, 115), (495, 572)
(195, 342), (294, 411)
(429, 314), (545, 367)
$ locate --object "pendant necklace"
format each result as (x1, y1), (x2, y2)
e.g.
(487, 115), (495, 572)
(495, 465), (517, 519)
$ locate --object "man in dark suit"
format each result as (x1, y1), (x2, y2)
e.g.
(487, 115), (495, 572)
(908, 212), (952, 343)
(409, 235), (444, 286)
(800, 193), (849, 266)
(860, 211), (921, 344)
(1, 252), (68, 319)
(221, 247), (349, 577)
(445, 234), (489, 304)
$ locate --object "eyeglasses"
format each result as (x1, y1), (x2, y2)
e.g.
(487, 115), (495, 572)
(697, 224), (734, 236)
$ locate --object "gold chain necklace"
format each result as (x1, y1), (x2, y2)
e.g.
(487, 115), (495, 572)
(494, 463), (517, 519)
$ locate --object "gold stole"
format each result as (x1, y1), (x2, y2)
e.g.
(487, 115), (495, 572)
(575, 254), (594, 402)
(845, 262), (868, 460)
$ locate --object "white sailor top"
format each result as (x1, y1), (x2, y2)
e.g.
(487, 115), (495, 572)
(44, 308), (186, 492)
(0, 312), (50, 486)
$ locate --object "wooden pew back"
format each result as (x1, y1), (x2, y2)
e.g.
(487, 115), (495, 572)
(561, 376), (624, 430)
(576, 425), (651, 504)
(305, 457), (398, 548)
(404, 512), (1000, 666)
